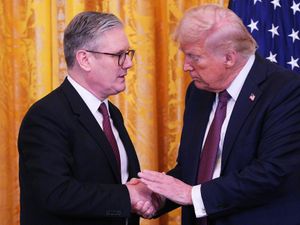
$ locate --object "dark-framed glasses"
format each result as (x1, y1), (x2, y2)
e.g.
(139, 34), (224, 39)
(85, 49), (135, 67)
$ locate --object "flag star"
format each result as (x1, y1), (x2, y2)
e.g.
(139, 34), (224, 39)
(291, 0), (300, 15)
(254, 0), (262, 5)
(266, 52), (278, 63)
(247, 19), (259, 33)
(268, 24), (279, 38)
(287, 56), (299, 70)
(271, 0), (281, 10)
(288, 29), (300, 43)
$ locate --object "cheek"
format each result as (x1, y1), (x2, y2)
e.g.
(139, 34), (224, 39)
(194, 63), (222, 82)
(194, 58), (211, 70)
(100, 68), (118, 81)
(194, 63), (210, 77)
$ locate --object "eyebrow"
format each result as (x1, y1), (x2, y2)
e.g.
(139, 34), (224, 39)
(107, 48), (129, 55)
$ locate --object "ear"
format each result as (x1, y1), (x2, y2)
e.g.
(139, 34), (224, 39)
(224, 50), (237, 68)
(75, 50), (92, 71)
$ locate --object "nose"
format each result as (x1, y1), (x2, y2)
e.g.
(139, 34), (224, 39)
(183, 57), (193, 72)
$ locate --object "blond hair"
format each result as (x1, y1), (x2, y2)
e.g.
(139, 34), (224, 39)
(174, 4), (257, 57)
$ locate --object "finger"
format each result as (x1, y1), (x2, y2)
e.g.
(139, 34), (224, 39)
(143, 206), (156, 219)
(139, 178), (159, 190)
(140, 180), (169, 197)
(141, 201), (151, 214)
(140, 201), (156, 219)
(134, 201), (144, 212)
(140, 177), (167, 189)
(135, 201), (151, 216)
(127, 178), (141, 185)
(138, 171), (167, 182)
(133, 201), (151, 215)
(140, 170), (165, 177)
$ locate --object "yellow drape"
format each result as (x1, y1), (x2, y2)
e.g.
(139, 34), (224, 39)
(0, 0), (229, 225)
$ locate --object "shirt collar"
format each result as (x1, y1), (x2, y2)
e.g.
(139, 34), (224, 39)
(67, 75), (109, 115)
(226, 54), (255, 101)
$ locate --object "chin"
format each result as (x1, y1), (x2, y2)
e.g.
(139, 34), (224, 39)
(194, 82), (205, 90)
(194, 81), (214, 92)
(114, 85), (126, 94)
(120, 84), (126, 91)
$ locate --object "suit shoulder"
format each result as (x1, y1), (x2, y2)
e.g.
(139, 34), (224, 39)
(22, 86), (67, 121)
(263, 58), (300, 82)
(266, 67), (300, 92)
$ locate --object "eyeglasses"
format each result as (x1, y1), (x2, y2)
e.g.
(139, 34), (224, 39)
(85, 49), (135, 67)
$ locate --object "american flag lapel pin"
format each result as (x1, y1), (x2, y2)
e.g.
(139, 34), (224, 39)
(249, 93), (255, 101)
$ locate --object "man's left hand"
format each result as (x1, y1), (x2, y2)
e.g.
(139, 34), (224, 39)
(138, 170), (193, 206)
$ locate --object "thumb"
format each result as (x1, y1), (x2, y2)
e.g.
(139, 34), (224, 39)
(128, 178), (141, 185)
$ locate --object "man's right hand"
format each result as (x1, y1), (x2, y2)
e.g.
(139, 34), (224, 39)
(126, 178), (163, 218)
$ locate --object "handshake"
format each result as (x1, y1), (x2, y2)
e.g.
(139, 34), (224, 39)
(125, 170), (193, 219)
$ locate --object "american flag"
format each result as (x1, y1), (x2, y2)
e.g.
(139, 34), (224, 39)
(229, 0), (300, 74)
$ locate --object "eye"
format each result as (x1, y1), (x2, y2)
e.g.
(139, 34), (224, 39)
(186, 53), (200, 62)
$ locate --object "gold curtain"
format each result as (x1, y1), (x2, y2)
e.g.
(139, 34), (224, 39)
(0, 0), (229, 225)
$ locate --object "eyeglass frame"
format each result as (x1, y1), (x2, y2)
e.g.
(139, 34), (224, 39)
(84, 49), (135, 67)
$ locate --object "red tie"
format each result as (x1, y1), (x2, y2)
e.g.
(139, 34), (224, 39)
(197, 90), (231, 225)
(98, 103), (121, 173)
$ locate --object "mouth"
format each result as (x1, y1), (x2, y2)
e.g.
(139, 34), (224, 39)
(118, 75), (126, 83)
(189, 73), (203, 82)
(190, 75), (199, 81)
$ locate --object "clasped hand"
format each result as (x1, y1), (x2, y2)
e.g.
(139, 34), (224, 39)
(126, 178), (162, 218)
(126, 170), (193, 218)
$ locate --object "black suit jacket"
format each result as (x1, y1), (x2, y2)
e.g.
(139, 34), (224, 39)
(166, 54), (300, 225)
(18, 79), (140, 225)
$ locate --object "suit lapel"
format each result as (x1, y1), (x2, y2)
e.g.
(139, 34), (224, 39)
(184, 86), (215, 184)
(60, 79), (121, 182)
(221, 54), (267, 171)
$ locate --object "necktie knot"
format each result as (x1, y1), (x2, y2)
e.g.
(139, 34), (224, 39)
(218, 90), (231, 103)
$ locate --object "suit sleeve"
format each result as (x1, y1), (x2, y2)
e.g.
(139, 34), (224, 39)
(154, 82), (196, 215)
(18, 100), (132, 218)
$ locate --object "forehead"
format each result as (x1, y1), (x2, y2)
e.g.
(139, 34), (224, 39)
(180, 41), (206, 55)
(97, 27), (129, 51)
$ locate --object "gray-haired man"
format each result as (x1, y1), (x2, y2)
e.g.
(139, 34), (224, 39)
(18, 11), (157, 225)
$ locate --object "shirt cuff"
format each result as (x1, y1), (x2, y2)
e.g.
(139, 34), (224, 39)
(191, 185), (207, 218)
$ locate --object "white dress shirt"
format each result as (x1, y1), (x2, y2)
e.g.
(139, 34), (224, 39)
(67, 76), (129, 184)
(191, 55), (255, 217)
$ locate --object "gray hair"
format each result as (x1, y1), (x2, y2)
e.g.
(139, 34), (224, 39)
(174, 4), (257, 57)
(63, 11), (123, 68)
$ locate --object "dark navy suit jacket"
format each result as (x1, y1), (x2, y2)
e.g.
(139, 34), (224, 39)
(18, 79), (140, 225)
(166, 54), (300, 225)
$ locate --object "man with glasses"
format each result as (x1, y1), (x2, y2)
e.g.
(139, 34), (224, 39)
(18, 11), (157, 225)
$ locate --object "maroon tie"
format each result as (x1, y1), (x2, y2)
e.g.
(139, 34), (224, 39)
(98, 103), (121, 173)
(197, 90), (231, 225)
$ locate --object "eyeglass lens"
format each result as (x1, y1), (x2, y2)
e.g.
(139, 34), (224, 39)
(119, 50), (135, 66)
